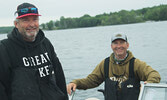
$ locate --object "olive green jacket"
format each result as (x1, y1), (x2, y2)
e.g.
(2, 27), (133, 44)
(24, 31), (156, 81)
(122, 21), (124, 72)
(72, 51), (161, 90)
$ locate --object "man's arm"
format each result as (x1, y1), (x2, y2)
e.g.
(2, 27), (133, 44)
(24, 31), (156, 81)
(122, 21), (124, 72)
(47, 39), (68, 100)
(0, 82), (8, 100)
(135, 59), (161, 83)
(54, 56), (68, 95)
(70, 60), (105, 90)
(0, 42), (11, 100)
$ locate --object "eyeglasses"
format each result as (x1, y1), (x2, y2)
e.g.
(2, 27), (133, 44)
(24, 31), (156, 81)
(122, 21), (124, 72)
(15, 8), (38, 16)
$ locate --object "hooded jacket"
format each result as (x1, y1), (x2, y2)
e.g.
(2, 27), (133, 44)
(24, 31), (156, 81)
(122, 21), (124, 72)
(0, 28), (68, 100)
(72, 51), (161, 89)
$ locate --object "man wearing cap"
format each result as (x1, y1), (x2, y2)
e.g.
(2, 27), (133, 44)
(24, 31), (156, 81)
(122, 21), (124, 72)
(67, 33), (161, 100)
(0, 2), (68, 100)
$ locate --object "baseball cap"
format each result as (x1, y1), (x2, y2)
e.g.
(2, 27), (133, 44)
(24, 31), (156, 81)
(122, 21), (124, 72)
(111, 33), (127, 43)
(15, 3), (41, 19)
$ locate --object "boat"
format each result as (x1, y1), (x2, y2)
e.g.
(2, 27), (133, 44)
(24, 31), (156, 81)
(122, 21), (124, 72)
(69, 83), (167, 100)
(68, 91), (75, 100)
(138, 83), (167, 100)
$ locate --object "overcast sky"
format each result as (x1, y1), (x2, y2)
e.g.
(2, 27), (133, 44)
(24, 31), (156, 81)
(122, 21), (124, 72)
(0, 0), (167, 27)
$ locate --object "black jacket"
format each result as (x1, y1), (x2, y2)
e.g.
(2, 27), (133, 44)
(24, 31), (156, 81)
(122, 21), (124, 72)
(0, 28), (68, 100)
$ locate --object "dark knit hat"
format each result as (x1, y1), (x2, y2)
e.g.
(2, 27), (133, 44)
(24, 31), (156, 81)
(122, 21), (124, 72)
(15, 3), (41, 19)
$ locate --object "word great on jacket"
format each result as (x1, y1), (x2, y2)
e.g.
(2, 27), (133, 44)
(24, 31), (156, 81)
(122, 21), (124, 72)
(22, 52), (51, 77)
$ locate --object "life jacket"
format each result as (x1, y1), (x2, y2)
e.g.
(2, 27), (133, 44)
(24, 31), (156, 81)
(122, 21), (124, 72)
(104, 57), (140, 100)
(1, 39), (66, 100)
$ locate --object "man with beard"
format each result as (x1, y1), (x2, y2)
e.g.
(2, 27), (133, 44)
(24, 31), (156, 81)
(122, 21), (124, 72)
(0, 2), (68, 100)
(67, 33), (161, 100)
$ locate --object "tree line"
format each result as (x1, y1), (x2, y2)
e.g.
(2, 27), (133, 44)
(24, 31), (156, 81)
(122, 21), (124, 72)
(41, 4), (167, 30)
(0, 27), (14, 34)
(1, 4), (167, 33)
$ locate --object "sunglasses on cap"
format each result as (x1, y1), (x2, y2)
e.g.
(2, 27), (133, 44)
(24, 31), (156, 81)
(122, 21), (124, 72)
(15, 7), (38, 16)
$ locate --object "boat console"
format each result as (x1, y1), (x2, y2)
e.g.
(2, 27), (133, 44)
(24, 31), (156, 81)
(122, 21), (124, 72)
(138, 83), (167, 100)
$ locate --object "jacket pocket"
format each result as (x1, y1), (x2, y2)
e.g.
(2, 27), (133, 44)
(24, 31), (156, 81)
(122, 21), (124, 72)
(40, 81), (66, 100)
(11, 67), (41, 100)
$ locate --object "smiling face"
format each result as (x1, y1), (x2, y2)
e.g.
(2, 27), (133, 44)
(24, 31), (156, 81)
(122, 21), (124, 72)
(14, 15), (39, 42)
(111, 39), (129, 59)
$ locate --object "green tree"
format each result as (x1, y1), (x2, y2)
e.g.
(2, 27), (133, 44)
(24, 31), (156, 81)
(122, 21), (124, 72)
(159, 5), (167, 20)
(59, 16), (67, 29)
(41, 23), (46, 29)
(40, 4), (167, 30)
(46, 20), (54, 30)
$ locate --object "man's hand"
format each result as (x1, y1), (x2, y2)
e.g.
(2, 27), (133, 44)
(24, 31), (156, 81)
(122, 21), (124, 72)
(144, 81), (147, 84)
(67, 83), (77, 95)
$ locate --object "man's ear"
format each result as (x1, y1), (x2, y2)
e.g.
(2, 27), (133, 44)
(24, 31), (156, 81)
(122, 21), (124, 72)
(14, 20), (19, 28)
(126, 42), (129, 49)
(111, 44), (113, 49)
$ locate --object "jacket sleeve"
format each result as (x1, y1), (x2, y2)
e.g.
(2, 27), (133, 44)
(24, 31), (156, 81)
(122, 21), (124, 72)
(0, 42), (11, 100)
(48, 41), (68, 100)
(54, 57), (68, 99)
(0, 82), (8, 100)
(72, 60), (105, 90)
(135, 59), (161, 83)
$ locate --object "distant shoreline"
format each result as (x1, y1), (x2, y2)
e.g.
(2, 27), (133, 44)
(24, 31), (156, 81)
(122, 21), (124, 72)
(1, 4), (167, 33)
(1, 20), (166, 34)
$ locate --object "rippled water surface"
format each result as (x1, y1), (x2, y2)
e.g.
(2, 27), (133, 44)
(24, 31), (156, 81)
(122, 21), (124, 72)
(1, 21), (167, 100)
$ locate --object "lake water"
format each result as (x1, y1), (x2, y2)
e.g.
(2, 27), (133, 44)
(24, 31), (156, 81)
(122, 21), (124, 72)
(0, 21), (167, 100)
